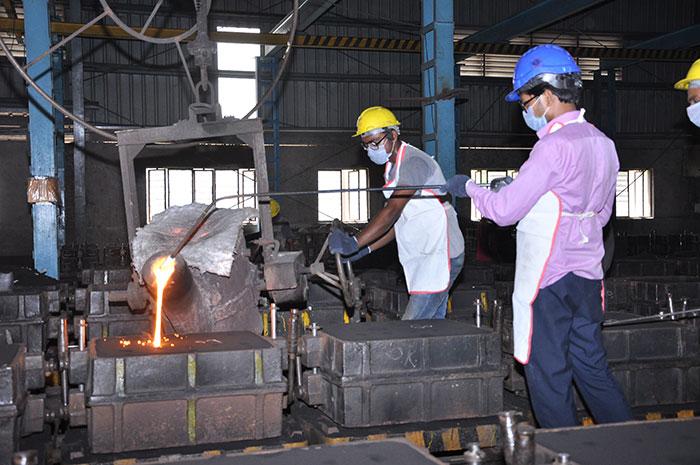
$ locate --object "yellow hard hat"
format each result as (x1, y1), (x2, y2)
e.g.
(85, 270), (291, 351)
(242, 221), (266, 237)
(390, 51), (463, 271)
(354, 106), (400, 137)
(270, 198), (280, 218)
(674, 59), (700, 90)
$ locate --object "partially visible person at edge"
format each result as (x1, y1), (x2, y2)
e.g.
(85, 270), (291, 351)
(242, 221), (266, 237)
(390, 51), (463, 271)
(328, 106), (465, 320)
(675, 58), (700, 127)
(445, 44), (632, 428)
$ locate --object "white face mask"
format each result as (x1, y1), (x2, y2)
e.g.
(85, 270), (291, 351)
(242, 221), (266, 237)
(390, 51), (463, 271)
(688, 101), (700, 128)
(522, 95), (550, 132)
(367, 145), (390, 165)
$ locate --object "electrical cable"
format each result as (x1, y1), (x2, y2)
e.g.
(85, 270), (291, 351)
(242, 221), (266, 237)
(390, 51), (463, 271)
(243, 0), (299, 119)
(97, 0), (203, 45)
(0, 33), (118, 141)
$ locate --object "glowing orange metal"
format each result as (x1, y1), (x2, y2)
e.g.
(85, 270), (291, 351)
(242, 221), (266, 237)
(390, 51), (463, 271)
(151, 255), (176, 348)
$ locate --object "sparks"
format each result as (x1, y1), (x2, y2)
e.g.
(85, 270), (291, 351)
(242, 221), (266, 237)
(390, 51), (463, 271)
(151, 255), (176, 348)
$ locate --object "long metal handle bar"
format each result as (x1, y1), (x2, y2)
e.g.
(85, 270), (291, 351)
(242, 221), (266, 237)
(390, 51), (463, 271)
(603, 308), (700, 327)
(169, 183), (452, 258)
(228, 184), (448, 199)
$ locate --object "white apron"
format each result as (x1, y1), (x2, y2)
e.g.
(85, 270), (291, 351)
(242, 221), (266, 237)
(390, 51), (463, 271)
(383, 143), (451, 294)
(513, 110), (596, 364)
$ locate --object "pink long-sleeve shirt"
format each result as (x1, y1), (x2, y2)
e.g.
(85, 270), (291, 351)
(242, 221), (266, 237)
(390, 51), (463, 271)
(467, 109), (619, 289)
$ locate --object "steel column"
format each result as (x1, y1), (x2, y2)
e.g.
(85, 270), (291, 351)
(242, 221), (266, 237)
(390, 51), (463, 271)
(24, 0), (62, 278)
(70, 0), (86, 244)
(421, 0), (456, 177)
(257, 56), (281, 191)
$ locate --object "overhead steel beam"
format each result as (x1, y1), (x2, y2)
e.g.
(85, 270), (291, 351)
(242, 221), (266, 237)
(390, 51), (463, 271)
(456, 0), (608, 47)
(632, 24), (700, 50)
(264, 0), (340, 55)
(0, 18), (696, 60)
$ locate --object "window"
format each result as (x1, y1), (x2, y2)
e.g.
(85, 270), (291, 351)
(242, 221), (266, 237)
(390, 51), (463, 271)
(217, 27), (260, 118)
(470, 169), (518, 221)
(616, 170), (653, 219)
(146, 168), (257, 223)
(457, 32), (622, 81)
(317, 169), (369, 223)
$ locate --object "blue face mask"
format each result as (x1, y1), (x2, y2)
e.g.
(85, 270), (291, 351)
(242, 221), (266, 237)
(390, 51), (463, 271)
(522, 95), (549, 132)
(367, 145), (390, 165)
(687, 101), (700, 128)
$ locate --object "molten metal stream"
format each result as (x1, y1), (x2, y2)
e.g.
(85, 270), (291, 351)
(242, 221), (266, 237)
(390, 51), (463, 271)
(152, 256), (176, 348)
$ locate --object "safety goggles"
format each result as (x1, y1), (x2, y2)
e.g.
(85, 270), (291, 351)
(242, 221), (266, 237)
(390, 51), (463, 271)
(519, 94), (539, 111)
(361, 132), (389, 151)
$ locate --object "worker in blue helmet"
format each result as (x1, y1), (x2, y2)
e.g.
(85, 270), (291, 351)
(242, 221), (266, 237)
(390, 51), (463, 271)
(445, 44), (631, 428)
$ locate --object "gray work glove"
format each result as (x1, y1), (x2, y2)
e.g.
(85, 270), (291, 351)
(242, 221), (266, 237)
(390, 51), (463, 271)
(490, 176), (513, 192)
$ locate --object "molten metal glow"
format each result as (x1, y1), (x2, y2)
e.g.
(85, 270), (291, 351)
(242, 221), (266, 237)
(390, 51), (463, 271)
(151, 255), (176, 348)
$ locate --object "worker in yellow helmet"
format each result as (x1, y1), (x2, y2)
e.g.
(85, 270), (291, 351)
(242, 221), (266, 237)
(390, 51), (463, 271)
(675, 59), (700, 127)
(328, 106), (465, 320)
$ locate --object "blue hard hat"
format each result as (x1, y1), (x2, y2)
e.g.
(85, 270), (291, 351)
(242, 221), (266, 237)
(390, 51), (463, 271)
(506, 44), (581, 102)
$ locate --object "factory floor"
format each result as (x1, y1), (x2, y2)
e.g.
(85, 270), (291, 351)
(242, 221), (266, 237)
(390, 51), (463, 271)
(19, 394), (700, 465)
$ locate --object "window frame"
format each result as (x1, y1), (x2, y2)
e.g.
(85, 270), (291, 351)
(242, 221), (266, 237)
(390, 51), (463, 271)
(146, 167), (258, 223)
(469, 169), (518, 222)
(317, 168), (370, 224)
(216, 26), (261, 118)
(615, 169), (654, 219)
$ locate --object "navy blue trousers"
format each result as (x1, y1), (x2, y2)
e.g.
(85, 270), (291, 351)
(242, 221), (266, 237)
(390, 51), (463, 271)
(523, 272), (632, 428)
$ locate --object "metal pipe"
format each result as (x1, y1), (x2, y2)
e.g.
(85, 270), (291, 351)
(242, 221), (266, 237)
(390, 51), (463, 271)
(78, 318), (87, 351)
(603, 307), (700, 327)
(493, 299), (503, 333)
(287, 309), (299, 402)
(270, 303), (277, 340)
(463, 442), (485, 464)
(475, 298), (482, 328)
(59, 316), (70, 408)
(295, 356), (303, 388)
(498, 411), (520, 465)
(513, 422), (535, 465)
(668, 292), (675, 321)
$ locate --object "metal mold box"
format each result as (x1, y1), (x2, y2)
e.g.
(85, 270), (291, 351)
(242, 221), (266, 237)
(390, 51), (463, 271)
(0, 345), (25, 407)
(0, 290), (58, 353)
(302, 320), (503, 427)
(602, 312), (700, 362)
(0, 345), (25, 464)
(305, 320), (501, 380)
(86, 331), (286, 453)
(307, 369), (503, 427)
